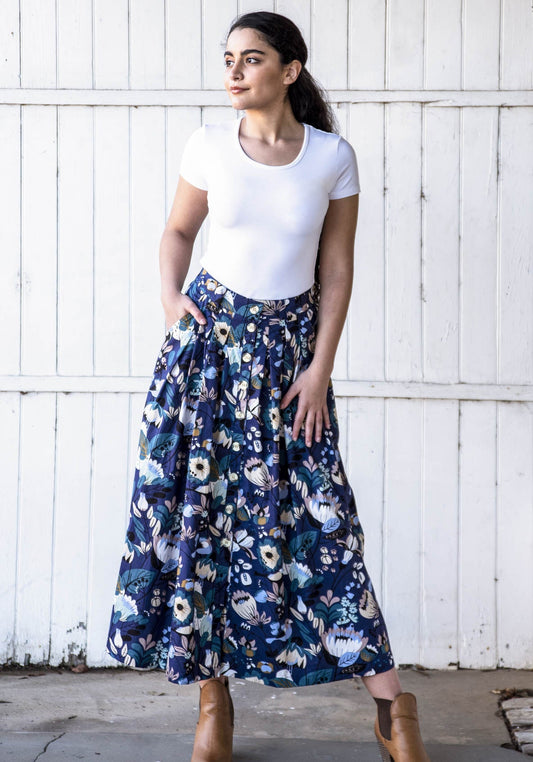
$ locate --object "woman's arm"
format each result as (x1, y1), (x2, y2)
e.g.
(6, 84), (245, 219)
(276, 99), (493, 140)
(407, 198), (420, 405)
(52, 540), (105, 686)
(160, 176), (209, 329)
(312, 193), (359, 374)
(280, 193), (359, 445)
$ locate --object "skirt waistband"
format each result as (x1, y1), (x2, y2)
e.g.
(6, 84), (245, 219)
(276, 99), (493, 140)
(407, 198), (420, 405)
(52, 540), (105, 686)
(186, 267), (320, 323)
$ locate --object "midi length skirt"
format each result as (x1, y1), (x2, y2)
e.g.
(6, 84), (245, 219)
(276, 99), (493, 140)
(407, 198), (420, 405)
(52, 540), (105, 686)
(106, 266), (395, 687)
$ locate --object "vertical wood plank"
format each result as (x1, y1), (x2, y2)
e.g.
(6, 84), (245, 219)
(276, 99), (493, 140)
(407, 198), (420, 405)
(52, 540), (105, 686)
(387, 0), (424, 90)
(348, 102), (385, 382)
(311, 0), (348, 90)
(422, 106), (460, 382)
(348, 0), (386, 90)
(167, 0), (202, 89)
(129, 0), (166, 89)
(0, 0), (20, 87)
(499, 107), (533, 384)
(93, 0), (129, 88)
(500, 0), (533, 90)
(458, 401), (497, 668)
(57, 0), (93, 88)
(20, 0), (56, 87)
(21, 106), (58, 376)
(425, 0), (462, 89)
(0, 106), (21, 374)
(496, 401), (533, 667)
(239, 0), (274, 13)
(347, 397), (386, 603)
(463, 0), (500, 90)
(130, 107), (166, 375)
(461, 107), (499, 382)
(94, 106), (130, 376)
(49, 394), (93, 666)
(385, 103), (423, 381)
(14, 393), (56, 665)
(57, 106), (94, 376)
(383, 399), (423, 663)
(0, 394), (21, 663)
(86, 393), (131, 667)
(421, 399), (459, 668)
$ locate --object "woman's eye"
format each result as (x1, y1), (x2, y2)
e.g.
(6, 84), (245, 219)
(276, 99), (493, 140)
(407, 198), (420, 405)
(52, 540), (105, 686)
(224, 58), (259, 66)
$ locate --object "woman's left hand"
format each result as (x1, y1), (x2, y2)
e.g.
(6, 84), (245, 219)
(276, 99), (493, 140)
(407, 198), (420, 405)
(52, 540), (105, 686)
(280, 363), (332, 446)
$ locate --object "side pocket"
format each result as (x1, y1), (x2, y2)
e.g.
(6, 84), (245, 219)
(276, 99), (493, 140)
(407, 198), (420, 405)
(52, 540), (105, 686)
(165, 311), (195, 338)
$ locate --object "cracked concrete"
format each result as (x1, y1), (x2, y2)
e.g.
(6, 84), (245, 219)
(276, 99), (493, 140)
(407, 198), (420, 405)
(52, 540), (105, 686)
(33, 732), (65, 761)
(0, 665), (530, 760)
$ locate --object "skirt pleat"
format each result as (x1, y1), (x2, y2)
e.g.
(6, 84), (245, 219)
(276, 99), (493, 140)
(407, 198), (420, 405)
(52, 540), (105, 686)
(106, 266), (395, 687)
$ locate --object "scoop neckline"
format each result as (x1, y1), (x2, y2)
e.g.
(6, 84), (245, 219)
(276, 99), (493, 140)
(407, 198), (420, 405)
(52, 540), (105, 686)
(235, 115), (309, 169)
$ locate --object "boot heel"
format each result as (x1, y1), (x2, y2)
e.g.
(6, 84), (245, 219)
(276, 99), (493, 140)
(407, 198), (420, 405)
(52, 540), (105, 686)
(376, 736), (394, 762)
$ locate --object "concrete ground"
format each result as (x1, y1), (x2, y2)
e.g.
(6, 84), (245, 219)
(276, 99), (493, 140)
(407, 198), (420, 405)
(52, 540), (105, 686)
(0, 666), (531, 760)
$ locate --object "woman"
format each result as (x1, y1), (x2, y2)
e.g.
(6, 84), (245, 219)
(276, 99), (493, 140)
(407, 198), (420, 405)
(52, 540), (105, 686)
(106, 11), (431, 762)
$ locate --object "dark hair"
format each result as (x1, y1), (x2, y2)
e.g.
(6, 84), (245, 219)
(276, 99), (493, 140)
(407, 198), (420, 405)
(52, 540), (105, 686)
(225, 11), (339, 134)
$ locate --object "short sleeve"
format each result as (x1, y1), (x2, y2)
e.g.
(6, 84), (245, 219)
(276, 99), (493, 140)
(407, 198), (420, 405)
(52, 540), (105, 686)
(328, 136), (361, 199)
(179, 125), (208, 191)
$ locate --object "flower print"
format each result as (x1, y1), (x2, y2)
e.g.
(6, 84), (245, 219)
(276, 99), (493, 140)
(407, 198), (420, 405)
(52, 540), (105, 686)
(257, 661), (274, 673)
(330, 456), (348, 486)
(244, 457), (275, 490)
(286, 560), (314, 588)
(238, 636), (257, 657)
(230, 529), (257, 558)
(319, 590), (341, 607)
(268, 405), (281, 431)
(154, 533), (180, 566)
(258, 538), (282, 572)
(213, 321), (231, 344)
(138, 457), (165, 484)
(337, 594), (360, 625)
(279, 506), (295, 527)
(113, 592), (138, 622)
(196, 558), (217, 581)
(247, 396), (262, 420)
(198, 613), (212, 639)
(173, 590), (192, 624)
(321, 624), (368, 667)
(131, 493), (149, 517)
(276, 642), (308, 667)
(252, 503), (270, 526)
(188, 454), (210, 481)
(143, 400), (165, 426)
(106, 267), (395, 687)
(305, 491), (342, 532)
(358, 589), (380, 619)
(231, 590), (259, 621)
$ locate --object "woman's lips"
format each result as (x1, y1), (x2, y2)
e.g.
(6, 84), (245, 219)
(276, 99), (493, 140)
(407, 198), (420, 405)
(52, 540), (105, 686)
(230, 87), (247, 92)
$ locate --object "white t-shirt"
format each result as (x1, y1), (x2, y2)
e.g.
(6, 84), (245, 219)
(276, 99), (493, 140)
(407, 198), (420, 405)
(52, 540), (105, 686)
(179, 115), (360, 299)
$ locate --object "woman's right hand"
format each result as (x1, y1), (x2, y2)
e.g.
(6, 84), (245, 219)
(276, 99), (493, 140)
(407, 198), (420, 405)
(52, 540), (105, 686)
(163, 292), (207, 332)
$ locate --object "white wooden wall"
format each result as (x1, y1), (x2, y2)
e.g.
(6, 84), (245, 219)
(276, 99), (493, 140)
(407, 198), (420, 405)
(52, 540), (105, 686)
(1, 0), (532, 670)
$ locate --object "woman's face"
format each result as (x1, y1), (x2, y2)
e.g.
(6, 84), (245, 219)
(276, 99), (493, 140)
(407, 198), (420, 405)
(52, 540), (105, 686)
(223, 27), (300, 110)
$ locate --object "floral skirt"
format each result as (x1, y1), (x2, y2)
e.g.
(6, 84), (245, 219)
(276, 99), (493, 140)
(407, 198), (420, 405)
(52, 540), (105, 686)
(105, 266), (395, 687)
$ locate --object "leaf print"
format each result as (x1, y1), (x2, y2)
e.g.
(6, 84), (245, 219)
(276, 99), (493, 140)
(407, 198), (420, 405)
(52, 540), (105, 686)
(288, 530), (319, 561)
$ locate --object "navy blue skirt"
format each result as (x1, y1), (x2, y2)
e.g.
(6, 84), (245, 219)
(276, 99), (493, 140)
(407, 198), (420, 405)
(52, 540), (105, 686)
(106, 266), (395, 687)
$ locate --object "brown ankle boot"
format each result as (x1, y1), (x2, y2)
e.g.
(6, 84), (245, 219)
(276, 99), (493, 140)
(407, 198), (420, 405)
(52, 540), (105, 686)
(191, 676), (234, 762)
(374, 691), (431, 761)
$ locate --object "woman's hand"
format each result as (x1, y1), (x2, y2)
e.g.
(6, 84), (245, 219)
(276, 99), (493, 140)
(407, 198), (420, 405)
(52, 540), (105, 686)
(280, 362), (332, 446)
(162, 292), (207, 332)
